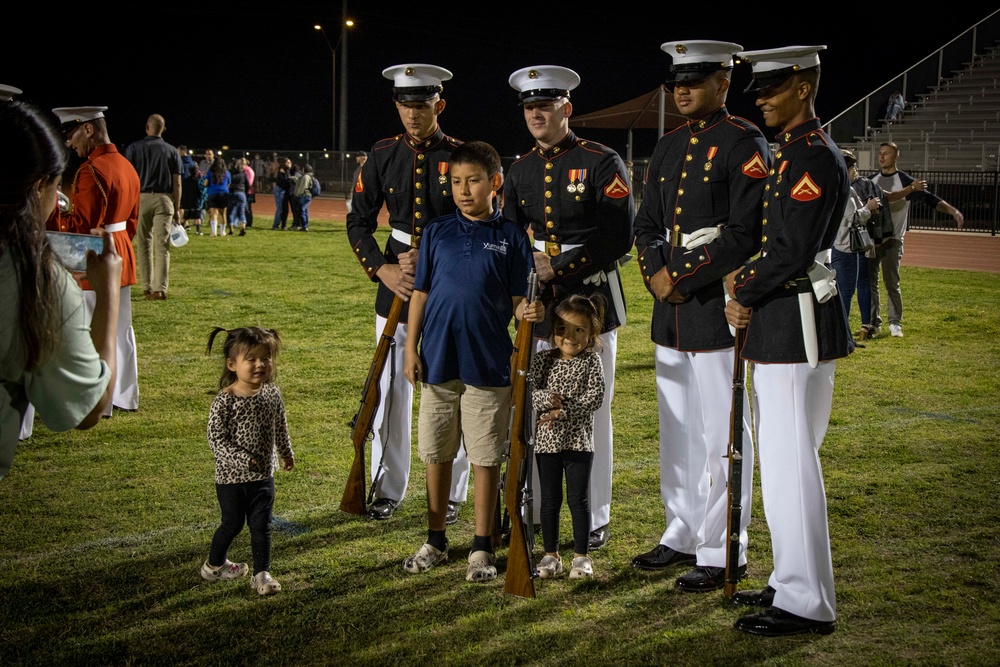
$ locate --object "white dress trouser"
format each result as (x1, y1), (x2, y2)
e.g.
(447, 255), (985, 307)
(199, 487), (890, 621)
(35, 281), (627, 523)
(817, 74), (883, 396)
(83, 286), (138, 416)
(753, 361), (837, 622)
(529, 329), (616, 531)
(371, 316), (469, 504)
(654, 345), (753, 566)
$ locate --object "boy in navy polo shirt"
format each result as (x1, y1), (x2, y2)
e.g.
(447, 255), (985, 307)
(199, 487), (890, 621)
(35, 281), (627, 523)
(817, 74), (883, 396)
(401, 140), (543, 583)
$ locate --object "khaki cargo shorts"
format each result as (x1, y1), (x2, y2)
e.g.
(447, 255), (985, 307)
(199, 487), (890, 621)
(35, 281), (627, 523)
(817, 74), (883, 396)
(417, 380), (511, 467)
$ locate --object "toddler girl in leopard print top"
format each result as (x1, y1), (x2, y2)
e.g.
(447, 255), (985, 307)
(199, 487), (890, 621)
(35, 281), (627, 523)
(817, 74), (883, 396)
(201, 326), (294, 596)
(529, 294), (606, 581)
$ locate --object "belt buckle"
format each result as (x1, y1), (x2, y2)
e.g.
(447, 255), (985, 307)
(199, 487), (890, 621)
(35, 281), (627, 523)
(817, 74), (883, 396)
(667, 229), (684, 247)
(545, 241), (561, 256)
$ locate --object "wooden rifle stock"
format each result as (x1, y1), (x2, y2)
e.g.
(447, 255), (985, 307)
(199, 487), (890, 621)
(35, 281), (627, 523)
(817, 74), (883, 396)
(724, 326), (748, 597)
(341, 236), (419, 515)
(503, 269), (538, 598)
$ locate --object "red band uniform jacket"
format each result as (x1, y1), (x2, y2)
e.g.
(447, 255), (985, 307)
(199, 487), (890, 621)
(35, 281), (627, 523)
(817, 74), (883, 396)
(634, 107), (771, 350)
(49, 143), (139, 290)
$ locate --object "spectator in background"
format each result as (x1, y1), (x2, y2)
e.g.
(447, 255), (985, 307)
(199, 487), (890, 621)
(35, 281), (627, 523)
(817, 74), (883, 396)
(228, 157), (250, 236)
(886, 91), (905, 122)
(244, 156), (256, 227)
(288, 163), (303, 231)
(1, 99), (123, 479)
(197, 148), (215, 179)
(848, 154), (892, 341)
(125, 113), (183, 302)
(197, 148), (214, 224)
(178, 144), (196, 176)
(203, 157), (231, 237)
(831, 150), (881, 336)
(252, 153), (267, 186)
(867, 142), (963, 338)
(345, 151), (367, 214)
(181, 164), (205, 235)
(294, 163), (317, 232)
(271, 156), (291, 230)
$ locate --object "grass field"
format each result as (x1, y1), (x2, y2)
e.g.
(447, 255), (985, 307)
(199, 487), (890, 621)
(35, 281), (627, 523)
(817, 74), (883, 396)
(2, 215), (999, 666)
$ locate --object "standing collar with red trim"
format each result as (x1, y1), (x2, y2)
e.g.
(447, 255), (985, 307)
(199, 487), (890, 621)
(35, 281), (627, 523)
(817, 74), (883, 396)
(535, 130), (578, 160)
(775, 117), (822, 147)
(685, 106), (729, 133)
(404, 127), (446, 150)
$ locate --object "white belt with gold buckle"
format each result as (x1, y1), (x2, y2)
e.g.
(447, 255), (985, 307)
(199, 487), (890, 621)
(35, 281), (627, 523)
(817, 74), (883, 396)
(390, 228), (414, 246)
(533, 240), (582, 255)
(668, 225), (724, 249)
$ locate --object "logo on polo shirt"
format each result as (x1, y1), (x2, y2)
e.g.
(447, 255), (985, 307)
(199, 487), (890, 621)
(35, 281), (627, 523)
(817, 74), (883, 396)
(483, 239), (509, 255)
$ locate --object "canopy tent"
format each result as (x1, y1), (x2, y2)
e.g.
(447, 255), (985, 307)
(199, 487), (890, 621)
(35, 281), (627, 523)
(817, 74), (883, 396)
(569, 85), (687, 162)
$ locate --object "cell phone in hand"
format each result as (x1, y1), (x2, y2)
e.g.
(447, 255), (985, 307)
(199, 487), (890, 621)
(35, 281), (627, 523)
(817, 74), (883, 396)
(46, 231), (103, 273)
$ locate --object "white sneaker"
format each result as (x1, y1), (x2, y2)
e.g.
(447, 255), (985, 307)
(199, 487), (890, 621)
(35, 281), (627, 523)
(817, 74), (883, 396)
(200, 559), (249, 582)
(466, 550), (497, 583)
(402, 541), (448, 574)
(536, 554), (563, 579)
(250, 571), (281, 595)
(569, 556), (594, 579)
(890, 323), (903, 337)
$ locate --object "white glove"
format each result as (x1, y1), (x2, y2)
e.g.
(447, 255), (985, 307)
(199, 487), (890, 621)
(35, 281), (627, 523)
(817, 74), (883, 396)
(683, 226), (722, 249)
(806, 261), (838, 303)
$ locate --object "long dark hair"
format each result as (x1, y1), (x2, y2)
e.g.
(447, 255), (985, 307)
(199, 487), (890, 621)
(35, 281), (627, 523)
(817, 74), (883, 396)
(210, 157), (228, 184)
(0, 100), (69, 371)
(206, 326), (281, 390)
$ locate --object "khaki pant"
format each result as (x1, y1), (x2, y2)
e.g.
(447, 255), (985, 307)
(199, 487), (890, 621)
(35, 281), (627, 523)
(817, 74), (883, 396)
(135, 193), (174, 293)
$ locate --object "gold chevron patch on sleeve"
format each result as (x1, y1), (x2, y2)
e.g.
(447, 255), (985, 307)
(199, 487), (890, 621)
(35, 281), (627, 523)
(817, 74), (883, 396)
(790, 172), (822, 201)
(741, 152), (768, 179)
(604, 174), (631, 199)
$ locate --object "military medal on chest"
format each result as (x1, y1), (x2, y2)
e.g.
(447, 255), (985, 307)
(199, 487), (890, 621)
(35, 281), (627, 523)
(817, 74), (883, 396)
(567, 168), (587, 193)
(704, 146), (718, 172)
(438, 161), (449, 185)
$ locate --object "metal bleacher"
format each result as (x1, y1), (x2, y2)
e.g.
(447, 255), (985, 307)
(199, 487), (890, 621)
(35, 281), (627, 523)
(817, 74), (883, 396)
(826, 10), (1000, 173)
(868, 45), (1000, 171)
(823, 10), (1000, 233)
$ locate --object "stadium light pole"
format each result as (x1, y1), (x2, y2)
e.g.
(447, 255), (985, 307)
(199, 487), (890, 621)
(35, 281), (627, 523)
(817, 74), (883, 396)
(338, 2), (353, 154)
(314, 24), (338, 151)
(314, 18), (354, 152)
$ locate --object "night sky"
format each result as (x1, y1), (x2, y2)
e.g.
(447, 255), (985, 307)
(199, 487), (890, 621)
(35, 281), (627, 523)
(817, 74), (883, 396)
(4, 4), (995, 159)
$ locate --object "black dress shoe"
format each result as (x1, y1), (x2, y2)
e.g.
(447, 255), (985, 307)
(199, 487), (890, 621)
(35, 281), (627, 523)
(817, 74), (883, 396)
(445, 501), (461, 525)
(734, 607), (835, 636)
(588, 524), (610, 550)
(366, 498), (399, 521)
(730, 584), (777, 607)
(675, 564), (746, 592)
(631, 544), (696, 571)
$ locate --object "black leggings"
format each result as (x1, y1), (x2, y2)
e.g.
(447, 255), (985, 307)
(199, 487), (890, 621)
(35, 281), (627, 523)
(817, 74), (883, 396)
(536, 450), (593, 554)
(209, 478), (275, 575)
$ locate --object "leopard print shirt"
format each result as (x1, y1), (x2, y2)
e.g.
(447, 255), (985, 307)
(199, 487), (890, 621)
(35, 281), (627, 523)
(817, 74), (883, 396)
(529, 348), (605, 454)
(207, 382), (293, 484)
